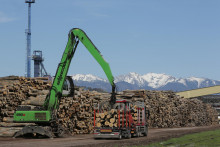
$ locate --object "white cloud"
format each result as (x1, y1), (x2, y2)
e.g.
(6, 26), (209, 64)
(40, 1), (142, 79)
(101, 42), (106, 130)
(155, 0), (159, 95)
(0, 12), (15, 23)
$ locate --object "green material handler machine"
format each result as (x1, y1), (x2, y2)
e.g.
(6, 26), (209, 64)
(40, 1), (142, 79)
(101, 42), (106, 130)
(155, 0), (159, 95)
(13, 28), (116, 138)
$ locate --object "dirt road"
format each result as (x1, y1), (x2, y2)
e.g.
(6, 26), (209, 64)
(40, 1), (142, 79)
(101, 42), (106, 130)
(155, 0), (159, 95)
(0, 125), (219, 147)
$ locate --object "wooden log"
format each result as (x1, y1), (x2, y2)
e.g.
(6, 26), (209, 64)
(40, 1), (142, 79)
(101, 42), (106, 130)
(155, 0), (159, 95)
(96, 123), (101, 127)
(0, 122), (34, 127)
(3, 117), (13, 123)
(100, 113), (105, 119)
(0, 127), (23, 137)
(21, 96), (46, 106)
(107, 114), (111, 119)
(104, 121), (109, 126)
(110, 118), (115, 123)
(109, 123), (113, 127)
(110, 109), (116, 114)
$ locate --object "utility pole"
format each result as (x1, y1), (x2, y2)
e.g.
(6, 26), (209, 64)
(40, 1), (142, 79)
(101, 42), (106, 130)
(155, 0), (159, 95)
(25, 0), (35, 77)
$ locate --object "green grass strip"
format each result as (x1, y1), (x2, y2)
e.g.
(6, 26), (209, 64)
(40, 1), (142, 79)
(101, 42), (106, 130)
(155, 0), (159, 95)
(137, 129), (220, 147)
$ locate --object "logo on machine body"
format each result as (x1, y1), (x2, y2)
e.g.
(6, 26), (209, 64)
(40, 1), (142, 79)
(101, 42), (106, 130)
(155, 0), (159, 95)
(16, 113), (25, 116)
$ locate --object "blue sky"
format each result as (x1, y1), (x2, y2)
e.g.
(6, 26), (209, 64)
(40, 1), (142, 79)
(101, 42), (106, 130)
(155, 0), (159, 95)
(0, 0), (220, 80)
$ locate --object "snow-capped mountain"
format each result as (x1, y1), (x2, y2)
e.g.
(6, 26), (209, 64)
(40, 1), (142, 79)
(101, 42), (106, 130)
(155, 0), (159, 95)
(72, 72), (220, 92)
(115, 72), (176, 88)
(72, 74), (111, 92)
(72, 74), (107, 82)
(115, 72), (145, 87)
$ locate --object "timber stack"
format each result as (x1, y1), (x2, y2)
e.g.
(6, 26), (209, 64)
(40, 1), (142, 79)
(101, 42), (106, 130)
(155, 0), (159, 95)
(0, 76), (51, 120)
(94, 102), (146, 129)
(120, 90), (218, 128)
(95, 109), (118, 128)
(0, 76), (219, 137)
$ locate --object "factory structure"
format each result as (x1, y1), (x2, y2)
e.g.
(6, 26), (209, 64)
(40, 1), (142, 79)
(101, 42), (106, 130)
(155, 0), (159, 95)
(32, 50), (48, 77)
(25, 0), (48, 77)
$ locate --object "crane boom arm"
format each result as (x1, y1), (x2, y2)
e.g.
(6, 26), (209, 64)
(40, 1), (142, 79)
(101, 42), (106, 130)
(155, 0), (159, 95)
(44, 28), (116, 111)
(72, 28), (115, 85)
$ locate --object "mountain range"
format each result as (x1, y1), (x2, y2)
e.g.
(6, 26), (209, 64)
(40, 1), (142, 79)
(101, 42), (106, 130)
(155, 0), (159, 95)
(72, 72), (220, 92)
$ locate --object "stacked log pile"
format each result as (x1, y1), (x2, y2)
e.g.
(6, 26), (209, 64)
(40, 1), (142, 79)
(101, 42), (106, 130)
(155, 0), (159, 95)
(94, 105), (145, 128)
(0, 76), (51, 121)
(57, 88), (113, 135)
(196, 95), (220, 107)
(0, 76), (219, 137)
(120, 90), (218, 128)
(95, 109), (118, 128)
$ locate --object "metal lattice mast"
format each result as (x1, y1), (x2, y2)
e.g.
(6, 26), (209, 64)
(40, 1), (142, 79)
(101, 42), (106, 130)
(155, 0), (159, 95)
(25, 0), (35, 77)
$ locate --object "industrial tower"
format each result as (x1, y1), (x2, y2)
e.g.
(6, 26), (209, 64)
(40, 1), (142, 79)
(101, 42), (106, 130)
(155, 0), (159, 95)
(32, 50), (48, 77)
(25, 0), (35, 77)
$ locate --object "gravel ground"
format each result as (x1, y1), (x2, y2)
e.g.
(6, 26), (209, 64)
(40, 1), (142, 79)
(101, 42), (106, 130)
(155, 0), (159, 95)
(0, 125), (219, 147)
